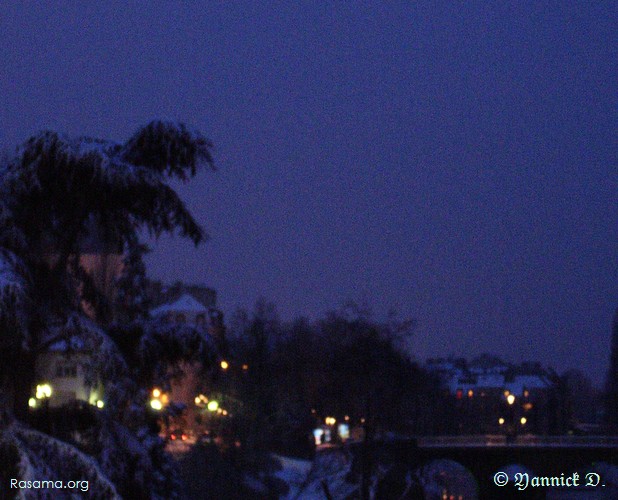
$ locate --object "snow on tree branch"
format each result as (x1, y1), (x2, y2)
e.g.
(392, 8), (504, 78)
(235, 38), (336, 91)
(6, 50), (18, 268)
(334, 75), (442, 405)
(1, 121), (214, 247)
(121, 121), (215, 180)
(1, 423), (120, 499)
(0, 250), (29, 348)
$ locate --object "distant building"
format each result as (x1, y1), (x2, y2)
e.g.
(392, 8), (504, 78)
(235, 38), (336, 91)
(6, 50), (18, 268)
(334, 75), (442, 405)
(35, 226), (221, 414)
(33, 223), (123, 410)
(147, 281), (216, 310)
(151, 293), (211, 328)
(33, 337), (104, 410)
(150, 290), (225, 342)
(42, 216), (125, 323)
(426, 355), (559, 435)
(148, 290), (224, 440)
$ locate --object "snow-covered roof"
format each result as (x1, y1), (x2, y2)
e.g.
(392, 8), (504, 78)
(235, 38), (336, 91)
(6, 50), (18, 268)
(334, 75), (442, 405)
(447, 373), (550, 396)
(504, 375), (551, 395)
(150, 293), (209, 316)
(48, 336), (85, 352)
(475, 374), (506, 388)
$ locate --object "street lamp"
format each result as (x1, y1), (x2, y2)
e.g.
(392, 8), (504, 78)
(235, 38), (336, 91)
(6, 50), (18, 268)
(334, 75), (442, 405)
(150, 388), (165, 410)
(36, 383), (52, 400)
(503, 393), (518, 443)
(35, 383), (53, 432)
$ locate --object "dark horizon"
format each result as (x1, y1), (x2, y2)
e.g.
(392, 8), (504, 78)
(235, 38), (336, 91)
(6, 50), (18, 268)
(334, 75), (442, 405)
(1, 2), (616, 386)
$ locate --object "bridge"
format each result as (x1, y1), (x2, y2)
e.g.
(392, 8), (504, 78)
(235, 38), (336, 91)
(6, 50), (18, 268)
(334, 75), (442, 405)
(351, 435), (618, 499)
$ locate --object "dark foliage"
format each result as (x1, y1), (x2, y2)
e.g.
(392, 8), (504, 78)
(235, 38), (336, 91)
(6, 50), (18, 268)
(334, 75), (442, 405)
(605, 308), (618, 432)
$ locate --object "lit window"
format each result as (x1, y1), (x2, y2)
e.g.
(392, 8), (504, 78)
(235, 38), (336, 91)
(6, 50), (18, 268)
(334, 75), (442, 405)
(467, 389), (474, 398)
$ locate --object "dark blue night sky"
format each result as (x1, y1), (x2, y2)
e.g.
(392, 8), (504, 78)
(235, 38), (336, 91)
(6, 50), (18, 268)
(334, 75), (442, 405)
(1, 2), (616, 384)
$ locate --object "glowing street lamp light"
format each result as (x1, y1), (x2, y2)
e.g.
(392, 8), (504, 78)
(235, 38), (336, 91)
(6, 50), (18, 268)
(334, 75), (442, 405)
(507, 394), (516, 405)
(150, 399), (163, 411)
(152, 388), (161, 398)
(220, 360), (229, 370)
(207, 400), (219, 412)
(520, 417), (527, 425)
(498, 417), (505, 425)
(36, 383), (52, 399)
(194, 394), (209, 407)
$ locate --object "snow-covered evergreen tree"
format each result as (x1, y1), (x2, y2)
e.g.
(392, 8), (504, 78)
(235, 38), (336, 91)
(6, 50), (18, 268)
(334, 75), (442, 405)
(0, 121), (217, 496)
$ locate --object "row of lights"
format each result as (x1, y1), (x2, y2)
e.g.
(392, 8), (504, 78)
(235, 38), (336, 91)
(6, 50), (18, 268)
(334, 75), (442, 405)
(457, 388), (532, 400)
(219, 360), (249, 372)
(500, 391), (528, 426)
(150, 388), (229, 416)
(194, 393), (226, 414)
(29, 360), (245, 412)
(150, 388), (169, 410)
(29, 383), (104, 409)
(28, 383), (53, 409)
(319, 414), (363, 425)
(498, 416), (527, 425)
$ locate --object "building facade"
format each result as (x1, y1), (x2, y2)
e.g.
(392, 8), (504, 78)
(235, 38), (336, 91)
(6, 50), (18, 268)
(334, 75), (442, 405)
(426, 355), (560, 435)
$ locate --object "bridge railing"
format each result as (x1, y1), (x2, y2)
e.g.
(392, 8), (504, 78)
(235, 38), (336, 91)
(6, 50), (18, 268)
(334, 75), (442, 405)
(416, 434), (618, 447)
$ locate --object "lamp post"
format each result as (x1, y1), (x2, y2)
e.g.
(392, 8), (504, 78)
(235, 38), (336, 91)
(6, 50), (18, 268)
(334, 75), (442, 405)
(35, 383), (52, 432)
(503, 392), (518, 443)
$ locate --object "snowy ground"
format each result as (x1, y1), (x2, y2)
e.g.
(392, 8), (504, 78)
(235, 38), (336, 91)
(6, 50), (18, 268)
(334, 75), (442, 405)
(273, 449), (359, 499)
(272, 455), (314, 499)
(272, 452), (618, 500)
